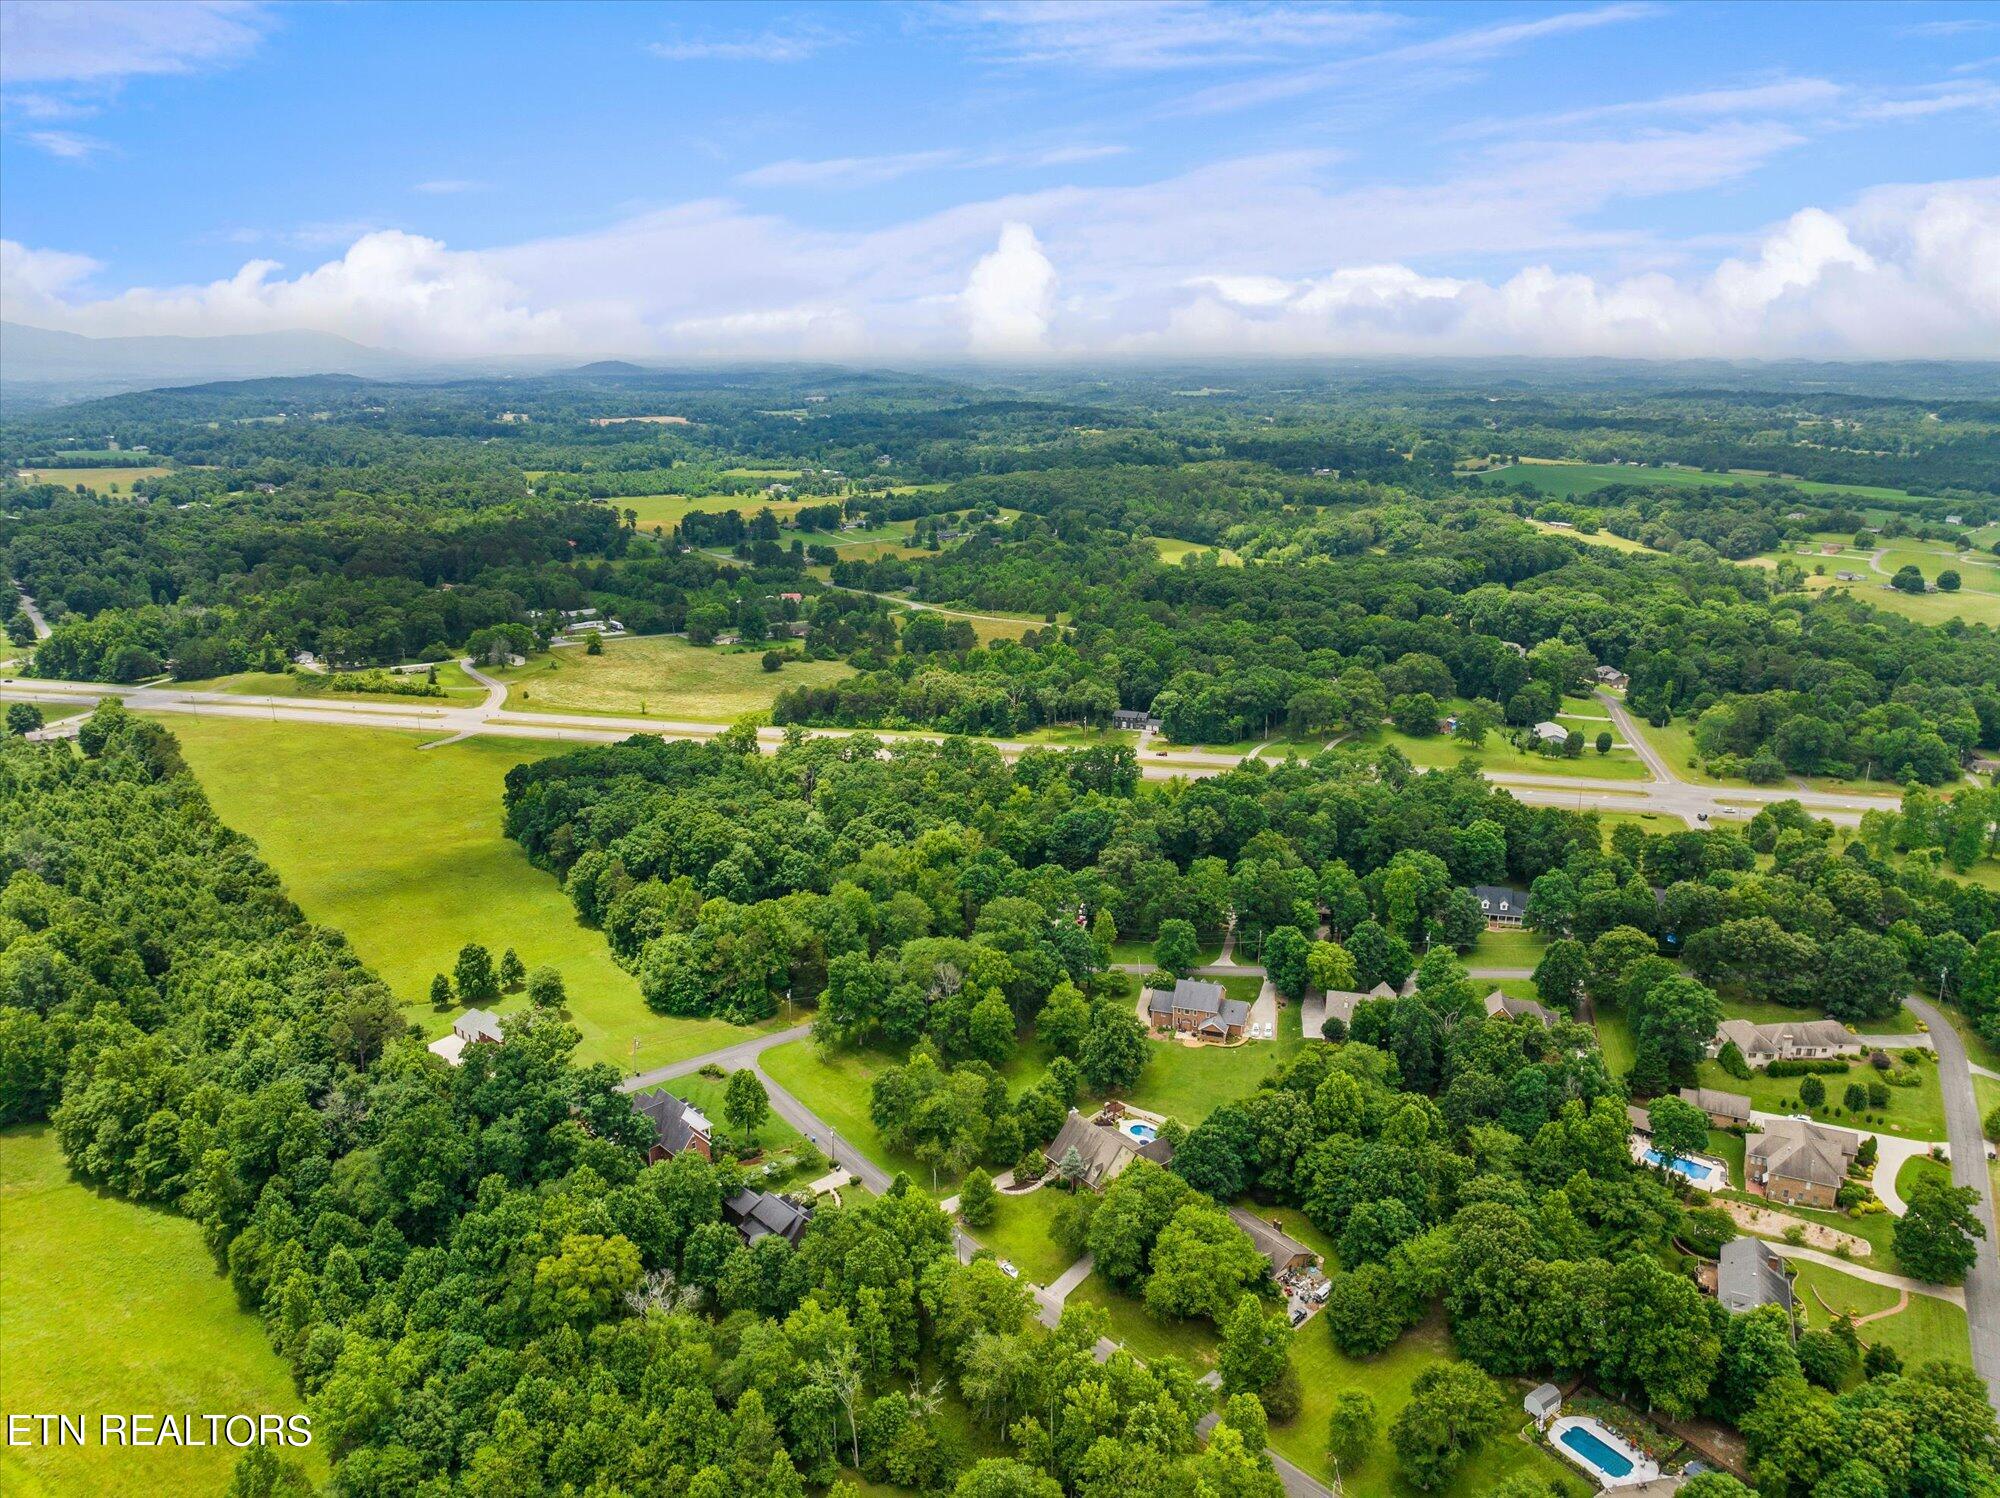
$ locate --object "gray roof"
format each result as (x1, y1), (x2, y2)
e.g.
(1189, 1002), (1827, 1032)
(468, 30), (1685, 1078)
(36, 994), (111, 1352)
(1524, 1383), (1562, 1417)
(1472, 884), (1528, 915)
(1227, 1206), (1316, 1274)
(724, 1187), (811, 1247)
(1717, 1017), (1858, 1056)
(633, 1090), (711, 1156)
(1718, 1236), (1794, 1314)
(1149, 979), (1249, 1032)
(454, 1008), (504, 1043)
(1484, 988), (1551, 1024)
(1044, 1109), (1172, 1189)
(1626, 1104), (1654, 1134)
(1747, 1118), (1858, 1191)
(1680, 1086), (1752, 1122)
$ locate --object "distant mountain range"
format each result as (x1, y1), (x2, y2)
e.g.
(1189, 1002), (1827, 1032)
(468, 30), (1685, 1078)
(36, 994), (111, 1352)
(0, 322), (438, 409)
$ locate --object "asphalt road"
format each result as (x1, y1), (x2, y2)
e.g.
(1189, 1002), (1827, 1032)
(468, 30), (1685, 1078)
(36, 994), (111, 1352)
(1903, 996), (2000, 1410)
(0, 670), (1905, 824)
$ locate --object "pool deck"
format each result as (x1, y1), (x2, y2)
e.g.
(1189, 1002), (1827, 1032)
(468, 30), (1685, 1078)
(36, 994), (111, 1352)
(1549, 1414), (1661, 1489)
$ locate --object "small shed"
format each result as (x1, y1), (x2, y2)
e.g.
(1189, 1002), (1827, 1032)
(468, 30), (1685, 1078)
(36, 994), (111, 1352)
(1524, 1383), (1562, 1429)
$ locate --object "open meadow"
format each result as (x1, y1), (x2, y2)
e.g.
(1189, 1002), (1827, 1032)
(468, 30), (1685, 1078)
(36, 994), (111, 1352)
(491, 634), (852, 721)
(0, 1126), (323, 1498)
(17, 465), (174, 493)
(1471, 459), (1950, 506)
(164, 716), (773, 1073)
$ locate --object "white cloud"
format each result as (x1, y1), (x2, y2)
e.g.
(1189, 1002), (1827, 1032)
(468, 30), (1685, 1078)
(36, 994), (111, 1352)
(23, 129), (109, 160)
(0, 1), (269, 86)
(962, 222), (1058, 354)
(1452, 77), (1843, 139)
(953, 1), (1402, 71)
(648, 21), (837, 64)
(412, 179), (487, 196)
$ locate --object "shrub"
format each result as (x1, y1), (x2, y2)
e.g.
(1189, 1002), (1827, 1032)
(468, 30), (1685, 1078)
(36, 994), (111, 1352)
(1716, 1041), (1752, 1080)
(1767, 1058), (1849, 1078)
(1798, 1076), (1826, 1107)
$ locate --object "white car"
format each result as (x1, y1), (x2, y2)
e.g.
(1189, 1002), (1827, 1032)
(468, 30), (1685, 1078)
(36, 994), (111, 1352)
(997, 1258), (1020, 1279)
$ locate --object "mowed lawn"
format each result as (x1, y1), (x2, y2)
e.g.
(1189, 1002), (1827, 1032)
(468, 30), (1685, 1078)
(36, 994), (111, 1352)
(491, 635), (851, 722)
(1, 1126), (324, 1498)
(165, 717), (773, 1074)
(1692, 1051), (1947, 1141)
(1277, 1313), (1581, 1497)
(971, 1185), (1083, 1288)
(1787, 1259), (1972, 1372)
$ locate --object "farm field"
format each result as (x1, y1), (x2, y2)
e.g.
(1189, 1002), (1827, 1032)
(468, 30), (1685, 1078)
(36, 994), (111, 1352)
(17, 464), (173, 492)
(0, 1126), (324, 1498)
(490, 634), (852, 721)
(164, 716), (771, 1073)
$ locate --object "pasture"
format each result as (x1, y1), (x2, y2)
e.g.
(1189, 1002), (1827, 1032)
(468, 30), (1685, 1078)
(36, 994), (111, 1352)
(165, 716), (772, 1074)
(17, 465), (173, 493)
(0, 1126), (324, 1498)
(1153, 536), (1245, 566)
(491, 634), (852, 721)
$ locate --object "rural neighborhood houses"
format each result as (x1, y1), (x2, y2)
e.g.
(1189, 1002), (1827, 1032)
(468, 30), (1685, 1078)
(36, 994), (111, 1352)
(1474, 884), (1528, 928)
(1483, 988), (1552, 1025)
(427, 1009), (502, 1066)
(631, 1090), (713, 1163)
(1043, 1108), (1174, 1190)
(1147, 977), (1251, 1042)
(1717, 1236), (1796, 1318)
(723, 1187), (811, 1248)
(1591, 663), (1628, 689)
(1745, 1117), (1859, 1209)
(1226, 1207), (1317, 1278)
(1530, 720), (1570, 745)
(1709, 1017), (1863, 1067)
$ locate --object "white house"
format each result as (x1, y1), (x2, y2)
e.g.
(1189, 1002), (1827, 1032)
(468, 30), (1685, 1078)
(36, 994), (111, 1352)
(1531, 721), (1569, 745)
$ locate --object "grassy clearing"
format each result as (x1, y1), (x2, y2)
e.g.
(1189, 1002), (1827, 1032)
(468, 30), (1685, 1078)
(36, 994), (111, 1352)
(1067, 1273), (1220, 1369)
(17, 465), (174, 493)
(1274, 1312), (1582, 1496)
(490, 634), (851, 722)
(1627, 714), (1902, 798)
(1468, 928), (1548, 970)
(1693, 1052), (1946, 1141)
(1715, 996), (1919, 1033)
(165, 716), (772, 1073)
(1109, 938), (1225, 969)
(970, 1185), (1082, 1287)
(613, 493), (809, 536)
(0, 1126), (324, 1498)
(1596, 809), (1690, 839)
(1525, 518), (1661, 553)
(1153, 536), (1245, 566)
(180, 661), (487, 704)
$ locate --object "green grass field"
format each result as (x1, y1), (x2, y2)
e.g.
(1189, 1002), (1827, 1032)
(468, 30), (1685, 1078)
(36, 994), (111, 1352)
(1, 1126), (324, 1498)
(1626, 713), (1901, 798)
(1693, 1053), (1946, 1141)
(1468, 928), (1548, 970)
(1121, 979), (1301, 1121)
(1154, 536), (1245, 566)
(490, 634), (851, 722)
(18, 465), (174, 493)
(164, 716), (774, 1074)
(970, 1185), (1083, 1287)
(1786, 1259), (1972, 1371)
(179, 662), (488, 704)
(1525, 518), (1661, 553)
(613, 493), (809, 536)
(1277, 1313), (1582, 1496)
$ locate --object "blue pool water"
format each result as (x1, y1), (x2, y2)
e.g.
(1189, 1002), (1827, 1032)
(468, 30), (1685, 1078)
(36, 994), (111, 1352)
(1559, 1425), (1635, 1480)
(1643, 1148), (1720, 1186)
(1122, 1121), (1158, 1142)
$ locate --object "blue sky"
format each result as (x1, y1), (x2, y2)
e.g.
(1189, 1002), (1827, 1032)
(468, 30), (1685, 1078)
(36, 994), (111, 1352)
(2, 0), (1996, 359)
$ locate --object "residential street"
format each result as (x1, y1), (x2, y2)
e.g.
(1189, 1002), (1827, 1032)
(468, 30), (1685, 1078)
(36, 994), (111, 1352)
(1903, 997), (2000, 1410)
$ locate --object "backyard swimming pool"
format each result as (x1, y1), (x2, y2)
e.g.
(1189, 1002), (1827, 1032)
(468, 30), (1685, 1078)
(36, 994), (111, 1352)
(1120, 1120), (1158, 1143)
(1642, 1147), (1727, 1190)
(1549, 1416), (1658, 1488)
